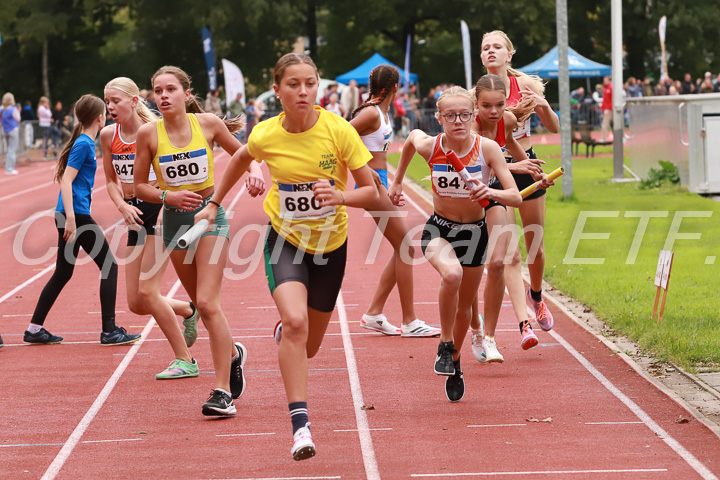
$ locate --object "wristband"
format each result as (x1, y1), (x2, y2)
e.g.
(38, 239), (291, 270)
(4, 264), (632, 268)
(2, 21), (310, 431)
(340, 191), (346, 205)
(161, 190), (168, 206)
(208, 200), (221, 208)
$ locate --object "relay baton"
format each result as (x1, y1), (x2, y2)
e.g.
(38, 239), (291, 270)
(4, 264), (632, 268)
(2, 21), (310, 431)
(177, 219), (209, 248)
(520, 167), (565, 199)
(446, 149), (489, 207)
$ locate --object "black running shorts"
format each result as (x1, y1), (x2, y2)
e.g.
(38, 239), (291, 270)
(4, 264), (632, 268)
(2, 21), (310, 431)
(486, 146), (545, 210)
(420, 212), (488, 268)
(125, 198), (162, 246)
(263, 225), (347, 313)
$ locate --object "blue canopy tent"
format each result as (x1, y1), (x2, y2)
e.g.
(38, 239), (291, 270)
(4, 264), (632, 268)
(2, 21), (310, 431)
(518, 46), (611, 79)
(335, 53), (418, 85)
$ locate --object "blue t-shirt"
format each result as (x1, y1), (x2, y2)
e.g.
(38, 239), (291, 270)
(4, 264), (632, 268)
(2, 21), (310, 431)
(56, 134), (96, 215)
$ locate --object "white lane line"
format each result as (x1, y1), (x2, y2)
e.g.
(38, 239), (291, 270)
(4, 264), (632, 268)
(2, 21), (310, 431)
(0, 219), (122, 306)
(216, 432), (276, 437)
(40, 280), (181, 480)
(0, 185), (107, 236)
(585, 421), (644, 425)
(410, 469), (669, 477)
(215, 477), (342, 480)
(41, 183), (249, 479)
(81, 438), (142, 444)
(0, 163), (55, 185)
(333, 428), (392, 432)
(0, 181), (55, 202)
(0, 209), (53, 236)
(336, 292), (380, 480)
(547, 327), (718, 480)
(396, 164), (717, 479)
(467, 424), (526, 428)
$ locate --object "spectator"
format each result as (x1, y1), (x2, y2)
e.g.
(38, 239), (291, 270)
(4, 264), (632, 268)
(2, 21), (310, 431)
(699, 76), (715, 94)
(392, 93), (406, 138)
(654, 77), (669, 96)
(626, 77), (643, 98)
(228, 92), (245, 118)
(255, 98), (266, 123)
(642, 77), (654, 97)
(715, 74), (720, 92)
(340, 79), (360, 119)
(37, 96), (58, 158)
(570, 86), (585, 123)
(1, 92), (21, 175)
(668, 85), (679, 96)
(145, 90), (158, 112)
(205, 89), (223, 116)
(673, 80), (683, 95)
(52, 101), (65, 128)
(325, 92), (345, 117)
(320, 83), (338, 108)
(680, 73), (695, 95)
(21, 100), (36, 121)
(600, 75), (613, 141)
(245, 97), (256, 138)
(422, 87), (436, 109)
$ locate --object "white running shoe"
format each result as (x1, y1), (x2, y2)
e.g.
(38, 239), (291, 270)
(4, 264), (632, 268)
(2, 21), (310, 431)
(481, 336), (504, 363)
(273, 320), (282, 345)
(401, 319), (441, 337)
(360, 314), (401, 336)
(291, 423), (316, 461)
(471, 329), (485, 363)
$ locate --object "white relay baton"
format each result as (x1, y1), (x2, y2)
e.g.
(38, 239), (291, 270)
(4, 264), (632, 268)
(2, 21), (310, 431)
(177, 219), (209, 248)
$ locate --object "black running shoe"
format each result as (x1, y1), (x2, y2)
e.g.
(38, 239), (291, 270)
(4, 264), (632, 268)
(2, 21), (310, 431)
(0, 334), (4, 348)
(434, 341), (456, 376)
(24, 328), (63, 345)
(445, 358), (465, 402)
(229, 342), (247, 399)
(100, 326), (141, 345)
(202, 389), (237, 416)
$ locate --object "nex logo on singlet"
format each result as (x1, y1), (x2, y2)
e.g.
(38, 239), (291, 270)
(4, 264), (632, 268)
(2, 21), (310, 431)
(115, 154), (132, 160)
(292, 182), (314, 192)
(173, 152), (191, 161)
(319, 154), (337, 175)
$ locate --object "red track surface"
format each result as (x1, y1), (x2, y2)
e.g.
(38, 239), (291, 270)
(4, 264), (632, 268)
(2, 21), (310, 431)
(1, 152), (719, 480)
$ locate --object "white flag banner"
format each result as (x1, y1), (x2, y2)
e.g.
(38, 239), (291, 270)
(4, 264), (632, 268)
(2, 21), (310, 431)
(403, 34), (412, 93)
(461, 20), (472, 90)
(658, 16), (668, 80)
(222, 58), (245, 110)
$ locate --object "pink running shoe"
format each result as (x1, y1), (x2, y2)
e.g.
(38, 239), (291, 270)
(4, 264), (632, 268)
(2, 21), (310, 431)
(527, 288), (554, 331)
(520, 320), (539, 350)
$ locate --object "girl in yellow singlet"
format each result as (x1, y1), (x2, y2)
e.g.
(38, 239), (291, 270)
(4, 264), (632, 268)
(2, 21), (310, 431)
(100, 77), (198, 381)
(195, 53), (378, 461)
(134, 66), (265, 418)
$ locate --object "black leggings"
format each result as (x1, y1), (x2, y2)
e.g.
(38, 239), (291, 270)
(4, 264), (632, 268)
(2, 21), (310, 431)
(31, 212), (117, 332)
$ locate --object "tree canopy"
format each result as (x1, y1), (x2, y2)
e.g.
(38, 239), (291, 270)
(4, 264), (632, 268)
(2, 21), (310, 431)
(1, 0), (718, 106)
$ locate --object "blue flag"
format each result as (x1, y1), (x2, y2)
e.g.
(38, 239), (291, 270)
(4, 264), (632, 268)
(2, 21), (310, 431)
(201, 27), (217, 91)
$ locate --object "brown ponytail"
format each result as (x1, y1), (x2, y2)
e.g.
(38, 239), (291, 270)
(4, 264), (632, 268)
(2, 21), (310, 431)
(55, 95), (105, 183)
(351, 65), (399, 119)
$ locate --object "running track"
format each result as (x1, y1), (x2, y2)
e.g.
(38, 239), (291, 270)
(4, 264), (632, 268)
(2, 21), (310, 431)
(1, 153), (719, 480)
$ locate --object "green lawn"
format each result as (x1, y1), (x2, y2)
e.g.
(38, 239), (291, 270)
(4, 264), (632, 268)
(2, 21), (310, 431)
(389, 145), (720, 372)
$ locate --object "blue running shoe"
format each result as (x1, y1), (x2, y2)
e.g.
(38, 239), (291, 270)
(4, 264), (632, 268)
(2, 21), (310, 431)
(24, 328), (63, 345)
(101, 326), (141, 345)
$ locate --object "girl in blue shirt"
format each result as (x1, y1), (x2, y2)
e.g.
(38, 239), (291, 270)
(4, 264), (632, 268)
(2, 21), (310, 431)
(25, 94), (141, 346)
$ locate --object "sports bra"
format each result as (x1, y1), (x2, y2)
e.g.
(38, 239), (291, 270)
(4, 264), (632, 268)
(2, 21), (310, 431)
(111, 124), (157, 184)
(359, 106), (393, 152)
